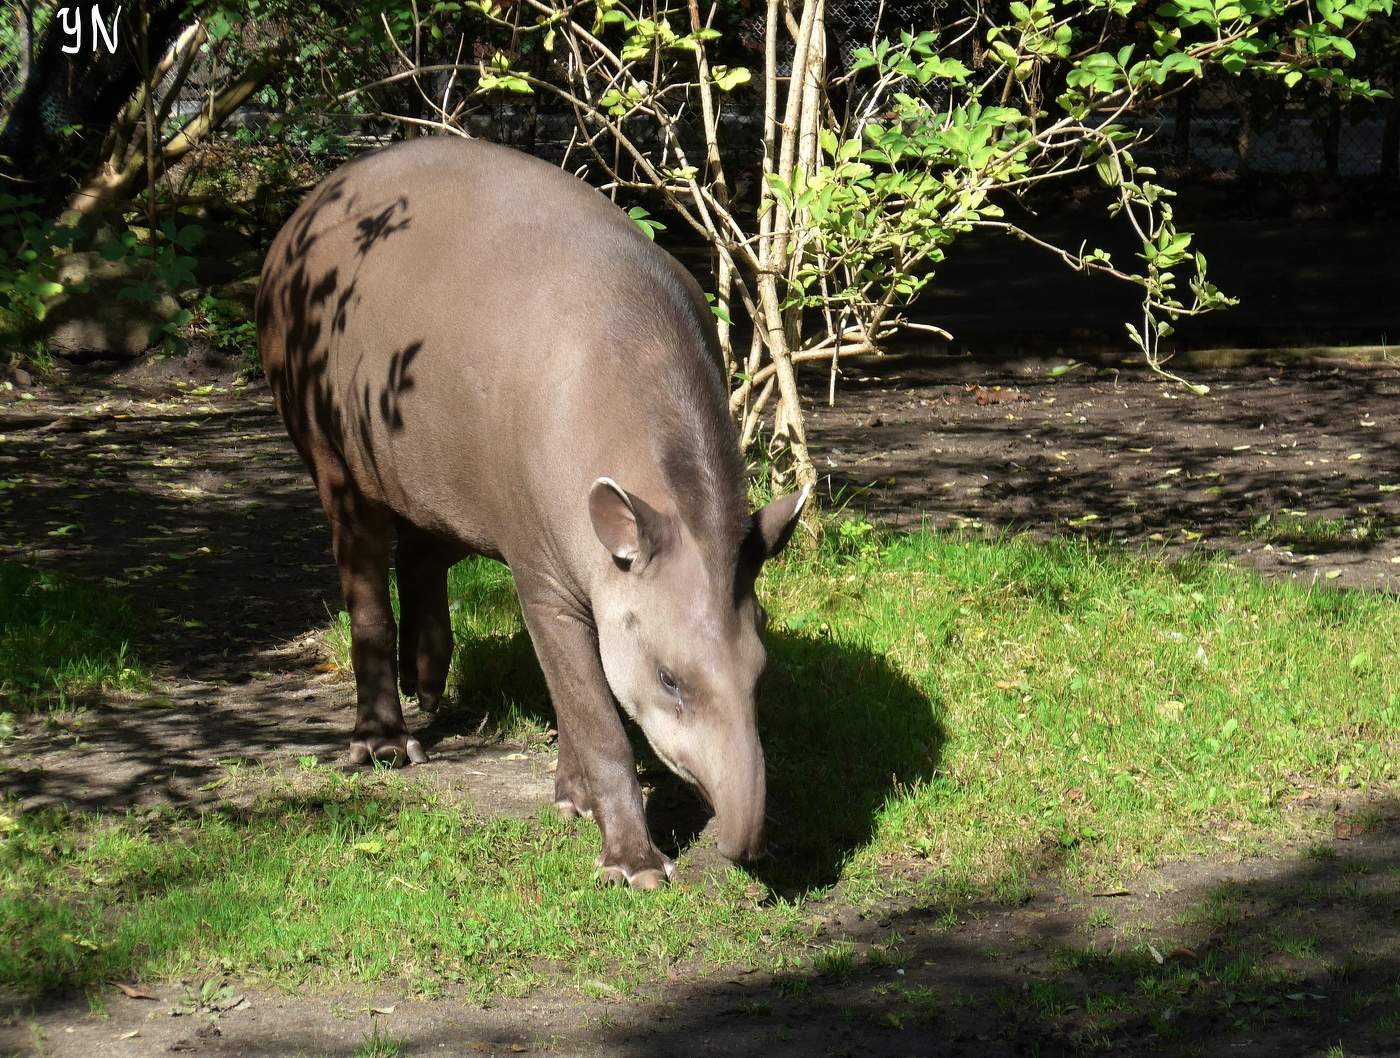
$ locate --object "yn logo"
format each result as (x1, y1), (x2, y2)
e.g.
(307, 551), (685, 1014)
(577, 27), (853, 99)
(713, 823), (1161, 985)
(60, 5), (122, 55)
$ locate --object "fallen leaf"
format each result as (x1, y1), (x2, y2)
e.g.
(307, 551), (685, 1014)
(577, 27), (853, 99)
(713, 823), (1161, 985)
(118, 1029), (141, 1040)
(115, 982), (158, 1000)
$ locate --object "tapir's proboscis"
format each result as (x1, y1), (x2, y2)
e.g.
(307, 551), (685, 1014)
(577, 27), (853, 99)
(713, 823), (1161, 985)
(257, 138), (807, 888)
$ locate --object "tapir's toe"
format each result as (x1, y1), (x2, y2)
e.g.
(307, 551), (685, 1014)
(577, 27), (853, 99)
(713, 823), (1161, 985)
(597, 865), (630, 887)
(626, 867), (669, 890)
(348, 734), (428, 767)
(553, 798), (594, 820)
(595, 853), (675, 890)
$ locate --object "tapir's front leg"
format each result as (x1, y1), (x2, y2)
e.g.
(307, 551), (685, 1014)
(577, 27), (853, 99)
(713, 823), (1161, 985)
(516, 580), (673, 889)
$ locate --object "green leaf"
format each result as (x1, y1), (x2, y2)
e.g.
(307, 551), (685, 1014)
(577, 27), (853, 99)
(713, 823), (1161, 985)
(626, 206), (666, 240)
(705, 292), (733, 325)
(711, 66), (751, 92)
(205, 10), (232, 41)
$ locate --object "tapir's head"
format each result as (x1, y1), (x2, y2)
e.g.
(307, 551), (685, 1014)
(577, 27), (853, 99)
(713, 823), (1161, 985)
(588, 476), (809, 862)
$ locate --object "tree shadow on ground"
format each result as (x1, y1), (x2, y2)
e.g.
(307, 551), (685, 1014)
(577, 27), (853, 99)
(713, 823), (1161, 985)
(597, 804), (1400, 1058)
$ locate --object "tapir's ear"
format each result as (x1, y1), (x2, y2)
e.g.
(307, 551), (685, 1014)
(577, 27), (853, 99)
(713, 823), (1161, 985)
(589, 477), (669, 569)
(746, 485), (811, 563)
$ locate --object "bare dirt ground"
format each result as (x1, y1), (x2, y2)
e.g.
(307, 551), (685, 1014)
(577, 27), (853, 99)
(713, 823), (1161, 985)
(808, 354), (1400, 591)
(2, 352), (1397, 1057)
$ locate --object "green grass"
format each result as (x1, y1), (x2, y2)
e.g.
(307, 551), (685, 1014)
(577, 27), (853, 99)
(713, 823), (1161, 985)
(353, 1024), (403, 1058)
(1246, 511), (1388, 550)
(2, 527), (1397, 998)
(0, 561), (145, 713)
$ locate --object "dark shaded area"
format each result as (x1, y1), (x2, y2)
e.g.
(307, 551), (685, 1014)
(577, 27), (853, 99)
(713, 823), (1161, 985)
(915, 210), (1400, 355)
(597, 804), (1400, 1058)
(638, 624), (946, 897)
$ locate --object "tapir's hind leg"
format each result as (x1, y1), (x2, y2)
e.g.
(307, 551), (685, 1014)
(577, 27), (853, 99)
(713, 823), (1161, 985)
(396, 520), (460, 714)
(310, 443), (425, 766)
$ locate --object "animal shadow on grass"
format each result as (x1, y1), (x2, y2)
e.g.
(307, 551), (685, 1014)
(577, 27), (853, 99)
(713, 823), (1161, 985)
(416, 577), (945, 899)
(638, 629), (946, 898)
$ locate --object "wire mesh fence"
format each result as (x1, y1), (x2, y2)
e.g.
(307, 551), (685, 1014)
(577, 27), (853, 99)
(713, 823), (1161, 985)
(1, 2), (1395, 212)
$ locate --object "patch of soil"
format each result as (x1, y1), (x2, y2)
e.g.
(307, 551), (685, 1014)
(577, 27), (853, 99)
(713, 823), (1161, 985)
(104, 340), (246, 389)
(805, 356), (1400, 590)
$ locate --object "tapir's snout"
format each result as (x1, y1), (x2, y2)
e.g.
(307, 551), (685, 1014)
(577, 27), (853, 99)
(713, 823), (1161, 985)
(708, 725), (767, 863)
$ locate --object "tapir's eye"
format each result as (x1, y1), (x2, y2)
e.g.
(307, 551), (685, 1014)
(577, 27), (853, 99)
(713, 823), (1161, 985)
(658, 667), (680, 696)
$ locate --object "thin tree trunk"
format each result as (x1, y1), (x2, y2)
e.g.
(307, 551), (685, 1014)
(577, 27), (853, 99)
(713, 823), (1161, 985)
(15, 1), (33, 85)
(755, 0), (822, 497)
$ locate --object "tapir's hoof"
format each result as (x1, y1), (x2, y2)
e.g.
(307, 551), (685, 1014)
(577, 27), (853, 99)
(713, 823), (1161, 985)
(417, 693), (442, 715)
(349, 735), (428, 767)
(596, 854), (676, 890)
(553, 798), (594, 820)
(625, 868), (669, 891)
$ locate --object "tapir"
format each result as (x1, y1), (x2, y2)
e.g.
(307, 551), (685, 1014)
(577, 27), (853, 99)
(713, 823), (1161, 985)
(256, 137), (808, 888)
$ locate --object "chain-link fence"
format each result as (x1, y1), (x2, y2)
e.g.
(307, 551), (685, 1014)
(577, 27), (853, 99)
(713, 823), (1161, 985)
(2, 2), (1396, 206)
(1134, 81), (1393, 178)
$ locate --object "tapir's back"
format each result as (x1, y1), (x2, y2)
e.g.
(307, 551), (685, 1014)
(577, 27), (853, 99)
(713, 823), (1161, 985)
(257, 137), (723, 560)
